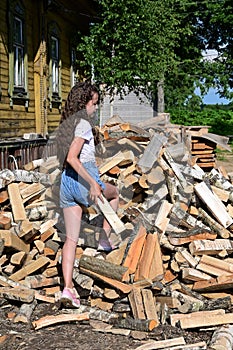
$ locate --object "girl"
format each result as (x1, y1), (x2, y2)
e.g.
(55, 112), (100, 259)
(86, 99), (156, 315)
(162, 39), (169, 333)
(58, 81), (119, 308)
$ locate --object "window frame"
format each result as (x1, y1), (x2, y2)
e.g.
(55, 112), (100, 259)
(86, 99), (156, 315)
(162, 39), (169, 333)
(48, 22), (62, 111)
(8, 0), (29, 108)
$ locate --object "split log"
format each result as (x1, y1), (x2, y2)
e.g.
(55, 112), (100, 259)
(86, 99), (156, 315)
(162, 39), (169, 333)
(193, 274), (233, 292)
(189, 239), (233, 256)
(198, 207), (230, 239)
(8, 183), (27, 222)
(196, 255), (233, 277)
(128, 287), (146, 319)
(32, 312), (90, 330)
(97, 195), (126, 234)
(194, 181), (233, 228)
(0, 230), (30, 253)
(209, 324), (233, 350)
(137, 133), (167, 173)
(0, 286), (34, 303)
(170, 308), (226, 327)
(134, 337), (186, 350)
(123, 225), (147, 274)
(10, 256), (50, 281)
(79, 267), (132, 294)
(167, 229), (217, 246)
(13, 299), (37, 323)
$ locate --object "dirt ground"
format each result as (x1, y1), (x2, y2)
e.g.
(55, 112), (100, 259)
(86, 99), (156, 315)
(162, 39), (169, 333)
(0, 155), (233, 350)
(0, 301), (213, 350)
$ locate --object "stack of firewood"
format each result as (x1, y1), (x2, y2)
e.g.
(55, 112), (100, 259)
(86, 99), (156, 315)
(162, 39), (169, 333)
(0, 114), (233, 349)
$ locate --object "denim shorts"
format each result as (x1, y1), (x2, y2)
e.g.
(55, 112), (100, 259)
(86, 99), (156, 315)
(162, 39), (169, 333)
(60, 161), (106, 208)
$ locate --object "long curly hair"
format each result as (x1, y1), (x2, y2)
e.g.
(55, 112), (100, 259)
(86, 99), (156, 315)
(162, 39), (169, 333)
(56, 81), (99, 169)
(60, 81), (99, 123)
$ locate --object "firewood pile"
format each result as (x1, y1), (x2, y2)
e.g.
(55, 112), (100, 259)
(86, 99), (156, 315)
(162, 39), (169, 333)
(0, 114), (233, 349)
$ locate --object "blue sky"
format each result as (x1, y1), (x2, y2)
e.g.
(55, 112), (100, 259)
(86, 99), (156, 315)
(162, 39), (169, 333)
(202, 87), (230, 105)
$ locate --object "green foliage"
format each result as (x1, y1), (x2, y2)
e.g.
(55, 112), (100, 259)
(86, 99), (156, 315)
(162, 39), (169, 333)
(76, 0), (233, 107)
(169, 106), (233, 136)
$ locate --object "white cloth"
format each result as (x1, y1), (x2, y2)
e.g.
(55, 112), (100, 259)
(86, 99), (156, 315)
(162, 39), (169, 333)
(74, 119), (95, 163)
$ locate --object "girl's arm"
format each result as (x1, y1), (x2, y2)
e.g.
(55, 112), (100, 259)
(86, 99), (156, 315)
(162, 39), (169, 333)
(66, 137), (103, 204)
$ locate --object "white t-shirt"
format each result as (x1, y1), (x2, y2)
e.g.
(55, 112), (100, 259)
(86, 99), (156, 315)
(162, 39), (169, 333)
(74, 118), (95, 163)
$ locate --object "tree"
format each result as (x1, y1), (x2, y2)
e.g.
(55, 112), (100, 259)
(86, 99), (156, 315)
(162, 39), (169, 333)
(77, 0), (182, 110)
(77, 0), (233, 111)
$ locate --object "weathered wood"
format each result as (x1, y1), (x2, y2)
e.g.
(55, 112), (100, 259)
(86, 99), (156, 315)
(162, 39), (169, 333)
(137, 133), (167, 173)
(32, 312), (90, 330)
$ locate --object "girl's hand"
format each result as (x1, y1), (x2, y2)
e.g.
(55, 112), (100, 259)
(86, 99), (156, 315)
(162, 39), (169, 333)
(89, 182), (103, 205)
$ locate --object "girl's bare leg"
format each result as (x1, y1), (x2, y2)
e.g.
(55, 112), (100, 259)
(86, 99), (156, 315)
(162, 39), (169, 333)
(62, 205), (82, 289)
(99, 183), (120, 249)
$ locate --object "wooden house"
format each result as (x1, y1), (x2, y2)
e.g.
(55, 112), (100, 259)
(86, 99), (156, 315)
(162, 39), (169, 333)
(0, 0), (97, 168)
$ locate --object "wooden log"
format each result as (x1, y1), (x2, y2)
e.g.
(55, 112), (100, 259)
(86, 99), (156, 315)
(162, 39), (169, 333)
(0, 213), (11, 229)
(196, 255), (233, 277)
(97, 195), (126, 234)
(194, 181), (233, 228)
(133, 337), (187, 350)
(23, 275), (60, 289)
(168, 230), (217, 246)
(0, 286), (34, 303)
(182, 268), (212, 282)
(198, 207), (230, 239)
(10, 256), (50, 281)
(137, 133), (167, 173)
(134, 233), (159, 281)
(208, 324), (233, 350)
(193, 274), (233, 292)
(7, 183), (27, 222)
(13, 299), (37, 323)
(170, 309), (226, 327)
(141, 289), (159, 323)
(123, 225), (147, 274)
(189, 239), (233, 256)
(80, 267), (132, 294)
(128, 287), (146, 319)
(0, 230), (30, 253)
(32, 312), (90, 330)
(79, 255), (128, 282)
(112, 317), (158, 332)
(179, 311), (233, 329)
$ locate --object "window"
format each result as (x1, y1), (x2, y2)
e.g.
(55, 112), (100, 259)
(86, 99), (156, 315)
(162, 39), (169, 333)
(8, 1), (29, 108)
(48, 22), (61, 111)
(71, 47), (78, 87)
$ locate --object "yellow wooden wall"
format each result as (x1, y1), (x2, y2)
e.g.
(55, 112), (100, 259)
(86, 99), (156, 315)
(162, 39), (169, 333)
(0, 0), (91, 139)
